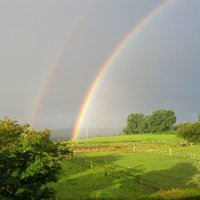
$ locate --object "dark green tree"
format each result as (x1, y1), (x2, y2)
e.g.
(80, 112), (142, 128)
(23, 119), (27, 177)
(0, 118), (62, 200)
(123, 109), (176, 134)
(149, 109), (176, 132)
(123, 113), (144, 134)
(139, 116), (153, 133)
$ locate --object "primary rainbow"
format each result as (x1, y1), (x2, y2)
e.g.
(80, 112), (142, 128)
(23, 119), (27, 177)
(71, 0), (171, 141)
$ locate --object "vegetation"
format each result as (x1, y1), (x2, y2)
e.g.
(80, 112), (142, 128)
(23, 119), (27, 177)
(123, 109), (176, 134)
(0, 118), (64, 200)
(123, 113), (144, 134)
(50, 133), (200, 200)
(177, 122), (200, 143)
(2, 115), (200, 200)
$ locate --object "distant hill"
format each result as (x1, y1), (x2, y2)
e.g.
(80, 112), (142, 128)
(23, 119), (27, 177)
(50, 127), (122, 140)
(50, 128), (72, 140)
(78, 127), (121, 139)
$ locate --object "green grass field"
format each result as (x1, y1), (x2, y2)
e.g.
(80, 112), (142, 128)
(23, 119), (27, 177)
(50, 134), (200, 200)
(69, 132), (179, 147)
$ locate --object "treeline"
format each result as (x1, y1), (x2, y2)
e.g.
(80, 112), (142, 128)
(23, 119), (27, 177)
(123, 109), (176, 134)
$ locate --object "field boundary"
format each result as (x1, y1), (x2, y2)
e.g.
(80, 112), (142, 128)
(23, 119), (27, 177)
(70, 140), (192, 152)
(67, 151), (161, 191)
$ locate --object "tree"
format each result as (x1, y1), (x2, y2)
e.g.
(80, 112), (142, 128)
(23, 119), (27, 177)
(139, 116), (153, 133)
(177, 122), (200, 143)
(149, 109), (176, 132)
(0, 118), (62, 200)
(123, 109), (176, 134)
(123, 113), (144, 134)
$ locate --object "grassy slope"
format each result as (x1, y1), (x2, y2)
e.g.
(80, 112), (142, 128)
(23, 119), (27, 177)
(51, 134), (200, 200)
(50, 160), (151, 200)
(69, 133), (179, 147)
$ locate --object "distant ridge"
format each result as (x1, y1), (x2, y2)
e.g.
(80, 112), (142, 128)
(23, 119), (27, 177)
(50, 127), (121, 140)
(50, 128), (72, 140)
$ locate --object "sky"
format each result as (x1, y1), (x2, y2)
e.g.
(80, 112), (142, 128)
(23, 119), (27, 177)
(0, 0), (200, 132)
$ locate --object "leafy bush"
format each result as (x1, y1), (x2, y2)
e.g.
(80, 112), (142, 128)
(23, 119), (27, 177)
(177, 122), (200, 143)
(173, 122), (190, 131)
(0, 118), (64, 200)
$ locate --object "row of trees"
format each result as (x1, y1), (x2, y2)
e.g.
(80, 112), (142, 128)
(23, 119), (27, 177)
(123, 109), (176, 134)
(0, 118), (69, 200)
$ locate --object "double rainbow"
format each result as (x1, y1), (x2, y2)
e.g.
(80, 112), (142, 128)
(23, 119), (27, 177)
(30, 0), (171, 140)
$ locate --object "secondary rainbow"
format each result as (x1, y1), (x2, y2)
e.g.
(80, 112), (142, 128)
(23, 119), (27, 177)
(30, 1), (95, 127)
(71, 0), (171, 141)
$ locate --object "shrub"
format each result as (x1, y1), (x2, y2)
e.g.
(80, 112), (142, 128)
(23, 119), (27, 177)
(173, 122), (190, 131)
(0, 118), (63, 199)
(177, 122), (200, 143)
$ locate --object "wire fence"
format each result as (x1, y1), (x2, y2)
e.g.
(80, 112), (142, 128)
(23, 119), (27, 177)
(70, 140), (193, 152)
(67, 151), (163, 191)
(66, 143), (200, 191)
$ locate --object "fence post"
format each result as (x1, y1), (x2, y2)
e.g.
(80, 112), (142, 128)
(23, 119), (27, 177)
(96, 163), (99, 170)
(90, 161), (93, 170)
(105, 159), (107, 165)
(71, 150), (73, 158)
(104, 166), (108, 176)
(169, 147), (172, 156)
(140, 178), (143, 192)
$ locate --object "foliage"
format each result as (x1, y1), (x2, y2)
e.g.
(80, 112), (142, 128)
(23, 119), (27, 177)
(173, 122), (190, 131)
(123, 113), (144, 134)
(55, 140), (71, 156)
(148, 109), (176, 132)
(177, 122), (200, 143)
(0, 118), (63, 200)
(123, 109), (176, 134)
(138, 115), (153, 133)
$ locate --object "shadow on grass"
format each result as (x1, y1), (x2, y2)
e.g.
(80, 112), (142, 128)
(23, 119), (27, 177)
(141, 162), (199, 190)
(53, 161), (200, 200)
(80, 154), (124, 165)
(119, 162), (200, 200)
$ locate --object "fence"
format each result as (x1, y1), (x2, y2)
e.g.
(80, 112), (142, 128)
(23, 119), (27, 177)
(67, 151), (99, 170)
(67, 143), (200, 191)
(67, 150), (161, 191)
(70, 140), (191, 152)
